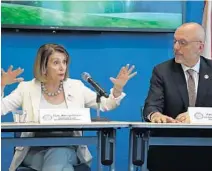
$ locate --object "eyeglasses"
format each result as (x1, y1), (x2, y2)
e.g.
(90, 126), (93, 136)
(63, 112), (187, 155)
(174, 39), (202, 47)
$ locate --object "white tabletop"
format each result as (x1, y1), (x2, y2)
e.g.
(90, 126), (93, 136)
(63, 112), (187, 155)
(1, 121), (130, 131)
(130, 122), (212, 129)
(2, 122), (212, 131)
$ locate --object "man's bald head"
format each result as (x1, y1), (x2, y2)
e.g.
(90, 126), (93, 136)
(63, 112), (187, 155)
(174, 22), (205, 67)
(176, 22), (205, 42)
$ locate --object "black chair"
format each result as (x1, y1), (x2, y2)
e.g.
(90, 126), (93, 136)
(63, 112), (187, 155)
(14, 132), (91, 171)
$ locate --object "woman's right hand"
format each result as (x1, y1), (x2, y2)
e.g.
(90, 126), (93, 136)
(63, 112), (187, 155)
(1, 65), (24, 87)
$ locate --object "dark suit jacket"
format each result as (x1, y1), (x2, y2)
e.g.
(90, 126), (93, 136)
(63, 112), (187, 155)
(143, 56), (212, 121)
(142, 56), (212, 171)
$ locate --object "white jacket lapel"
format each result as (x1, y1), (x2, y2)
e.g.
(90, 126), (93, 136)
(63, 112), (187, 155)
(29, 79), (41, 121)
(63, 80), (76, 108)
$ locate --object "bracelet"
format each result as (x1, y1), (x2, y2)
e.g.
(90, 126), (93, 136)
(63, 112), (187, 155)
(113, 87), (123, 93)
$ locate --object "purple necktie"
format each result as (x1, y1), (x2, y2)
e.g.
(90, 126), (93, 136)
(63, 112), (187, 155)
(187, 69), (196, 107)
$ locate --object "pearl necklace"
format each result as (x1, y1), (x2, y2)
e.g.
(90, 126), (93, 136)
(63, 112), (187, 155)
(41, 81), (63, 96)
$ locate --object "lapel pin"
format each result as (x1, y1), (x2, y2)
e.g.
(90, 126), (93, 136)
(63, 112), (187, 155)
(67, 94), (73, 101)
(204, 74), (209, 79)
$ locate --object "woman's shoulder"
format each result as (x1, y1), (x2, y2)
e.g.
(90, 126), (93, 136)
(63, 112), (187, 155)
(20, 78), (37, 85)
(16, 78), (39, 90)
(65, 78), (84, 86)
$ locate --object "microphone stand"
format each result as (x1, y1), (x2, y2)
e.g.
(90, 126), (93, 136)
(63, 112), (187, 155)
(96, 93), (101, 119)
(92, 92), (109, 122)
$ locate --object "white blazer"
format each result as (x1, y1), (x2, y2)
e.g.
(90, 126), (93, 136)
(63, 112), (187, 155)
(1, 78), (125, 171)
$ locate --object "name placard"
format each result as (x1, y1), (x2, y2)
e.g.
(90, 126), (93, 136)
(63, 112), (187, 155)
(188, 107), (212, 124)
(39, 108), (91, 124)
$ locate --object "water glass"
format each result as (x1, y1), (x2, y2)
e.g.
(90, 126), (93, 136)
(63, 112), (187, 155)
(12, 110), (27, 123)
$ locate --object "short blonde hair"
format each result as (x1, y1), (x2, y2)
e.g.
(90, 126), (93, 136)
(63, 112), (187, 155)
(34, 43), (70, 82)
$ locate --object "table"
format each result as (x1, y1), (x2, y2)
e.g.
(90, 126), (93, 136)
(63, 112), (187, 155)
(1, 121), (129, 171)
(128, 122), (212, 171)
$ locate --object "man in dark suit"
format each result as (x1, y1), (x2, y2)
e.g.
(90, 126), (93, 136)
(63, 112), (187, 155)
(143, 22), (212, 171)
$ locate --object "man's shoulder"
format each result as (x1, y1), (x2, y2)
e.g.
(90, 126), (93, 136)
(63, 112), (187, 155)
(154, 58), (175, 71)
(201, 56), (212, 68)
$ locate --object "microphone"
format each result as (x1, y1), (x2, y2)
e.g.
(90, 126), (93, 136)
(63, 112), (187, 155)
(82, 72), (109, 98)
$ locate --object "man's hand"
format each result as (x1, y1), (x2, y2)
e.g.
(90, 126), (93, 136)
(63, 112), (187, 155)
(150, 112), (178, 123)
(175, 112), (190, 123)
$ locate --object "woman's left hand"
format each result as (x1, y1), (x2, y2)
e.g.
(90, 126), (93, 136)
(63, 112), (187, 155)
(110, 64), (137, 92)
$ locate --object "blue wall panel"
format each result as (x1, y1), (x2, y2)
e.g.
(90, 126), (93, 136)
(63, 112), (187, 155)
(1, 1), (204, 170)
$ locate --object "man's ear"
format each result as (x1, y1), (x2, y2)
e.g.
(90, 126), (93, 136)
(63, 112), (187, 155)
(199, 42), (205, 53)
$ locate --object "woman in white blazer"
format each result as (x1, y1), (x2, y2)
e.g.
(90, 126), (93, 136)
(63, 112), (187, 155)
(1, 44), (137, 171)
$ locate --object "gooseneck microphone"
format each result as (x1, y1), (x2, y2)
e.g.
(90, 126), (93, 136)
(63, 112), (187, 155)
(81, 72), (109, 98)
